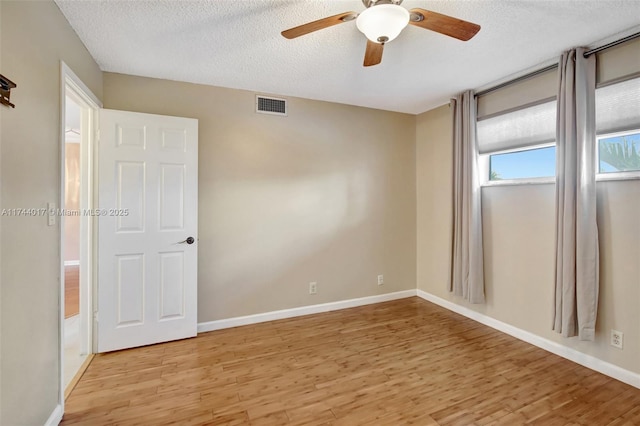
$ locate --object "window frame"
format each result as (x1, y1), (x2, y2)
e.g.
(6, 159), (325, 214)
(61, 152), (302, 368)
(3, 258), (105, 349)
(595, 128), (640, 181)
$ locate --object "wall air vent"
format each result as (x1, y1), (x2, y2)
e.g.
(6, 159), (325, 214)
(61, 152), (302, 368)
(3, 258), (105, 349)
(256, 95), (287, 116)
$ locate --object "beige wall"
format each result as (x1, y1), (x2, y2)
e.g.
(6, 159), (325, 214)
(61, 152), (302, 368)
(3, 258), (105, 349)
(416, 104), (640, 374)
(0, 1), (103, 424)
(103, 73), (417, 322)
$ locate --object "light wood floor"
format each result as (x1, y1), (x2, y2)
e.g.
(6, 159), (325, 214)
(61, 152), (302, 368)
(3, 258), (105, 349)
(65, 265), (79, 318)
(62, 297), (640, 425)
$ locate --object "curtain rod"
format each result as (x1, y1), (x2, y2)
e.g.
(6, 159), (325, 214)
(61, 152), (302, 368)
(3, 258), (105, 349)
(583, 30), (640, 57)
(475, 64), (557, 97)
(475, 30), (640, 98)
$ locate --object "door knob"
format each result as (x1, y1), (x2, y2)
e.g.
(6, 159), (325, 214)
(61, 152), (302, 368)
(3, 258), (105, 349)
(177, 237), (196, 245)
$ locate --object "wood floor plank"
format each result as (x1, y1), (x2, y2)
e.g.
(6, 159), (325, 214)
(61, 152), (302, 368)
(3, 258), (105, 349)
(62, 297), (640, 425)
(64, 265), (79, 318)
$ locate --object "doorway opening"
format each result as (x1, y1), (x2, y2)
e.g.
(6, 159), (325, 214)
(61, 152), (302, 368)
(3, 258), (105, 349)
(59, 62), (101, 404)
(63, 95), (85, 389)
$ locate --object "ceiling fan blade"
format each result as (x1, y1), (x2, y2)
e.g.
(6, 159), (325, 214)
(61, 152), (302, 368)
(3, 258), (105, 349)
(363, 40), (384, 67)
(281, 12), (357, 39)
(409, 8), (480, 41)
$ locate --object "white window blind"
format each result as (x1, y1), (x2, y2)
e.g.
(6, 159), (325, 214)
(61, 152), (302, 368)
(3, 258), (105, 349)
(596, 76), (640, 134)
(476, 100), (556, 154)
(596, 35), (640, 85)
(477, 68), (557, 119)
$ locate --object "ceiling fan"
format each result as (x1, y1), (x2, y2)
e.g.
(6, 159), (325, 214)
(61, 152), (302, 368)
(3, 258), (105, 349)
(281, 0), (481, 67)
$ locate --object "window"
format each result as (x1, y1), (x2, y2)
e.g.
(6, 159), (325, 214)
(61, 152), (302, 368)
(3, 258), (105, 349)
(489, 145), (556, 181)
(477, 99), (557, 183)
(597, 130), (640, 174)
(479, 73), (640, 183)
(595, 75), (640, 177)
(475, 37), (640, 184)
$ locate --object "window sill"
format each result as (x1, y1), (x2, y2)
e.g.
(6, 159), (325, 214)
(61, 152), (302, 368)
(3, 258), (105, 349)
(481, 173), (640, 187)
(482, 177), (555, 187)
(596, 171), (640, 182)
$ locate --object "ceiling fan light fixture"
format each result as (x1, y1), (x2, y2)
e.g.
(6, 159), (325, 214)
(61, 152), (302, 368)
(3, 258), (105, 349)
(356, 4), (410, 44)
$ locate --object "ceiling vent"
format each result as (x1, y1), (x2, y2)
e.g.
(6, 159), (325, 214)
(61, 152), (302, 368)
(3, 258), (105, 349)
(256, 95), (287, 116)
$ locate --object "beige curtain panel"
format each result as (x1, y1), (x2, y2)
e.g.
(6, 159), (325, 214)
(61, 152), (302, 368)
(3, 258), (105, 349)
(450, 91), (485, 304)
(553, 48), (599, 341)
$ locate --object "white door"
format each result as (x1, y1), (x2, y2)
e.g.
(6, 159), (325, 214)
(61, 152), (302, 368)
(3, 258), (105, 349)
(97, 109), (198, 353)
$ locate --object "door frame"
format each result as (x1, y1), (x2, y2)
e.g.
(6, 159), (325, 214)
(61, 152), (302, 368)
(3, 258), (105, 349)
(58, 61), (102, 410)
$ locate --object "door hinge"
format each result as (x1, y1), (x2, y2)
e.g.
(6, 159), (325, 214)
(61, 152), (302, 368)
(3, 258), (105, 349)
(93, 311), (99, 322)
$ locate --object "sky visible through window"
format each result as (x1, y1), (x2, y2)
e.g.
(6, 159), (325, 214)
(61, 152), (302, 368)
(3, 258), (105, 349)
(490, 146), (556, 180)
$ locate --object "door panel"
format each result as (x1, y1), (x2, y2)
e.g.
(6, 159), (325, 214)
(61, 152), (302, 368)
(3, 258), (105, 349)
(117, 124), (146, 148)
(98, 109), (198, 353)
(160, 128), (187, 151)
(116, 254), (144, 326)
(159, 251), (185, 319)
(159, 164), (185, 230)
(117, 161), (145, 232)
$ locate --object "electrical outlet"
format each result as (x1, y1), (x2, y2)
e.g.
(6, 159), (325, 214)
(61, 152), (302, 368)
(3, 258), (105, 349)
(377, 275), (384, 286)
(611, 330), (623, 349)
(309, 282), (317, 295)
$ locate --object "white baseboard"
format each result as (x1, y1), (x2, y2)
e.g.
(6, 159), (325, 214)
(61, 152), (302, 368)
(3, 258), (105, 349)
(417, 290), (640, 390)
(64, 260), (79, 266)
(44, 404), (63, 426)
(198, 289), (417, 333)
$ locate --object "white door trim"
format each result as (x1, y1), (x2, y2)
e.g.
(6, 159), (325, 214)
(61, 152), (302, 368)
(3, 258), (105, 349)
(59, 61), (102, 411)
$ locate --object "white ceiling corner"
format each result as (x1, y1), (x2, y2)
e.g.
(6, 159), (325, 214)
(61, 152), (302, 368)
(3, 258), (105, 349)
(54, 0), (640, 114)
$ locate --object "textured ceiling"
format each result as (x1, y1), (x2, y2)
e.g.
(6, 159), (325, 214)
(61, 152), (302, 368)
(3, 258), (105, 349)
(55, 0), (640, 114)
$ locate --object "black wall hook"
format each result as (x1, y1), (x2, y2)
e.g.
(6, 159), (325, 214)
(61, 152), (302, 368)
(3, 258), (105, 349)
(0, 74), (17, 108)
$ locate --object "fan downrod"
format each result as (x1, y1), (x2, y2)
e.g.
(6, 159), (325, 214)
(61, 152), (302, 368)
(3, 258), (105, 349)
(361, 0), (403, 8)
